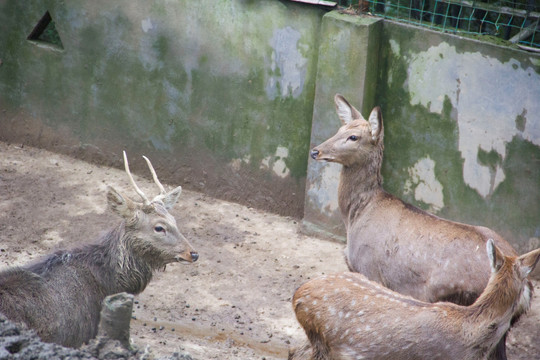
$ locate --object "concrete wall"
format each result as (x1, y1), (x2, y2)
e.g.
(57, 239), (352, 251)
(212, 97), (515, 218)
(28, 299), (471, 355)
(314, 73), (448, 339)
(0, 0), (326, 217)
(303, 12), (382, 239)
(1, 1), (539, 255)
(304, 18), (540, 257)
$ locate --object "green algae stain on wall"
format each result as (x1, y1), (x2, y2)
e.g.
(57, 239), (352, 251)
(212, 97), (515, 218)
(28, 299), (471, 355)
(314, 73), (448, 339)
(0, 0), (325, 218)
(493, 138), (540, 246)
(179, 1), (321, 180)
(377, 24), (540, 250)
(189, 63), (315, 180)
(406, 41), (540, 199)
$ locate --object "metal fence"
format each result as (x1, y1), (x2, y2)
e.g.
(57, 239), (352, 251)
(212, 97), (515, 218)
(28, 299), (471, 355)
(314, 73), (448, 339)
(336, 0), (540, 51)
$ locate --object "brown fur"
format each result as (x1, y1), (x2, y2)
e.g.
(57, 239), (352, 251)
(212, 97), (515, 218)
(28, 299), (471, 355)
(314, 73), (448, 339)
(290, 241), (540, 360)
(306, 95), (523, 359)
(0, 154), (198, 348)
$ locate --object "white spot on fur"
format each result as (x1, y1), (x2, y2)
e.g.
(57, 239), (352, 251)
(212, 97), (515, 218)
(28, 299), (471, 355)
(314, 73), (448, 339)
(329, 306), (336, 316)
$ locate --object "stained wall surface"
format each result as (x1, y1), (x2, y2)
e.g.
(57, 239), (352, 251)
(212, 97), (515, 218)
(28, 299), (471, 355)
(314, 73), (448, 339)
(0, 1), (539, 255)
(0, 0), (325, 217)
(304, 18), (540, 258)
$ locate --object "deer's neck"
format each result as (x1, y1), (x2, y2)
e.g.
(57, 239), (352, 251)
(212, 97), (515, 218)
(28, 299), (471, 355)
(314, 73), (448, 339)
(87, 224), (154, 295)
(338, 158), (382, 227)
(461, 275), (521, 352)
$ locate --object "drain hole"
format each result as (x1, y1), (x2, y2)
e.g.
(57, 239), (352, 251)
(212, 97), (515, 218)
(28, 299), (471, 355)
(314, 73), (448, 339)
(27, 11), (63, 49)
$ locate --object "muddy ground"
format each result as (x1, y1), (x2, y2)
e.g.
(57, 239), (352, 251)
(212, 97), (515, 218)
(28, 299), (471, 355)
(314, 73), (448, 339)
(0, 142), (539, 359)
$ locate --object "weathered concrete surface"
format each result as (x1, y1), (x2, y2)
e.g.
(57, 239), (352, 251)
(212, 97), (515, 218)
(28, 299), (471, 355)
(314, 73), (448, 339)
(302, 16), (540, 271)
(303, 12), (382, 239)
(377, 21), (540, 260)
(0, 0), (326, 218)
(0, 1), (538, 258)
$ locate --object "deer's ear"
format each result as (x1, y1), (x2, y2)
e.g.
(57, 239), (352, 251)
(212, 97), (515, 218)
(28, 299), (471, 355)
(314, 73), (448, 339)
(368, 107), (383, 142)
(334, 94), (363, 125)
(486, 239), (504, 273)
(161, 186), (182, 210)
(518, 247), (540, 278)
(107, 186), (137, 218)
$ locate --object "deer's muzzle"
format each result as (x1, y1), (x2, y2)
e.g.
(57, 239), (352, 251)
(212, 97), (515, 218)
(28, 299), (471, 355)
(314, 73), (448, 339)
(310, 149), (320, 160)
(175, 251), (199, 263)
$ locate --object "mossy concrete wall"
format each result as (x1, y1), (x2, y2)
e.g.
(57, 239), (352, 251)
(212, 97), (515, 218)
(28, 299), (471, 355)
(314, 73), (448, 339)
(378, 21), (540, 256)
(0, 0), (325, 217)
(1, 1), (539, 256)
(303, 12), (382, 239)
(304, 17), (540, 261)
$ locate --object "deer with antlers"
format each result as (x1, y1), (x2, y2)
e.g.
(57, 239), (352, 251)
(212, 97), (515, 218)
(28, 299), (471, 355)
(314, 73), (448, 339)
(0, 152), (198, 348)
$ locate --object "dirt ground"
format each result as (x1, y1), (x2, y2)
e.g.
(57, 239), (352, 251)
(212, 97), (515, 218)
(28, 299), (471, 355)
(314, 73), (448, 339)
(0, 142), (539, 359)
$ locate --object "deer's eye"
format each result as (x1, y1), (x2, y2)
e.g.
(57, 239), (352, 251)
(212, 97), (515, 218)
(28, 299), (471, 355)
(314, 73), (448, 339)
(154, 225), (166, 233)
(348, 135), (359, 141)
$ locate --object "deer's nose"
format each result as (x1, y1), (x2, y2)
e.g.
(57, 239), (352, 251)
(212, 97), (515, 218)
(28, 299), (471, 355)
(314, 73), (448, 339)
(190, 251), (199, 262)
(310, 149), (319, 160)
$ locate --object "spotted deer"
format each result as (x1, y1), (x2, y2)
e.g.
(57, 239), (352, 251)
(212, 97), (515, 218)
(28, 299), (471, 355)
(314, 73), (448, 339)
(309, 94), (522, 359)
(0, 152), (198, 348)
(291, 240), (540, 360)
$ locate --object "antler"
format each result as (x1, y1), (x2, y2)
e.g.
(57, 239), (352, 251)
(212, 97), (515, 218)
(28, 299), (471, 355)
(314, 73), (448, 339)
(142, 155), (166, 197)
(123, 151), (150, 205)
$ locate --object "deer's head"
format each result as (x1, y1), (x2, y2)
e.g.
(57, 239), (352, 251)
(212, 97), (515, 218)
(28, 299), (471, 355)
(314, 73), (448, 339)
(311, 94), (383, 168)
(484, 239), (540, 318)
(107, 152), (198, 268)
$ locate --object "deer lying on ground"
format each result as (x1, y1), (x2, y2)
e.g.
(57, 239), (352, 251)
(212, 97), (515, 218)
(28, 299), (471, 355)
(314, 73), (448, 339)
(308, 94), (522, 359)
(291, 240), (540, 360)
(0, 152), (198, 348)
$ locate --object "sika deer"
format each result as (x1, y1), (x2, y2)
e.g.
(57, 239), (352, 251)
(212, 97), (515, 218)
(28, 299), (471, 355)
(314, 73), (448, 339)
(291, 240), (540, 360)
(309, 94), (522, 359)
(0, 152), (198, 348)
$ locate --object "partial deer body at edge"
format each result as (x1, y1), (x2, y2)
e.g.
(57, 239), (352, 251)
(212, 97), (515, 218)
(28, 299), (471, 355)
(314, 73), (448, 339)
(291, 241), (540, 360)
(307, 94), (524, 360)
(0, 152), (198, 348)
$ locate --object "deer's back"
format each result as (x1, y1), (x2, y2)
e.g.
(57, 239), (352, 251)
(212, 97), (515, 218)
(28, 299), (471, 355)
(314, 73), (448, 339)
(0, 258), (106, 347)
(346, 190), (515, 304)
(293, 273), (477, 360)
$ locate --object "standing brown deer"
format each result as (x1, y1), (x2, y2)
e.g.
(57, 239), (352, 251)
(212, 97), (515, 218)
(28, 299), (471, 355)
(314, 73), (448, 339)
(0, 152), (198, 348)
(291, 240), (540, 360)
(308, 94), (522, 359)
